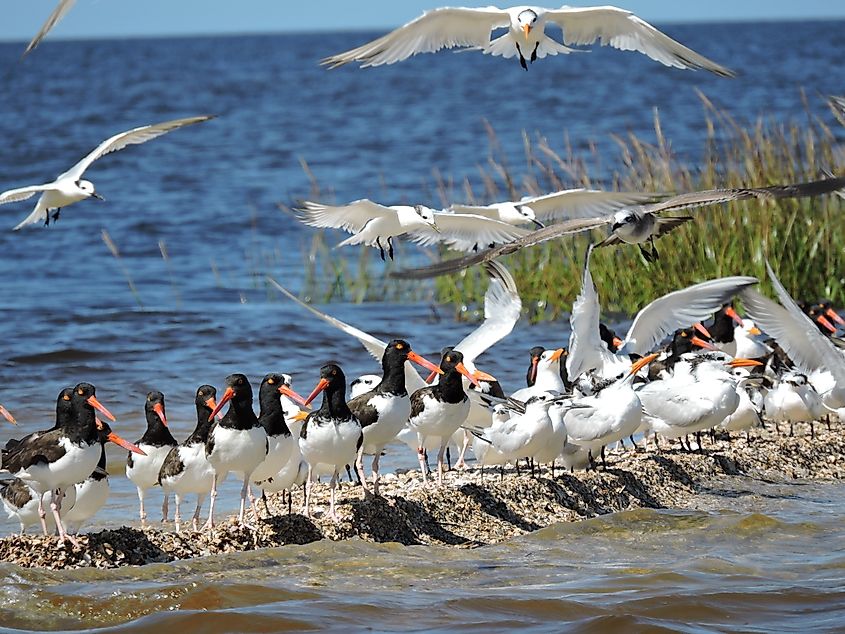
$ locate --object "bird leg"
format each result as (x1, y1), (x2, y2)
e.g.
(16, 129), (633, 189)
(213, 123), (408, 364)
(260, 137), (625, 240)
(355, 449), (370, 499)
(371, 451), (382, 496)
(303, 465), (314, 517)
(789, 422), (794, 437)
(437, 440), (448, 485)
(137, 487), (147, 527)
(201, 475), (218, 531)
(810, 420), (815, 439)
(162, 493), (170, 523)
(173, 493), (182, 532)
(346, 463), (357, 484)
(515, 43), (528, 71)
(446, 446), (452, 472)
(649, 236), (659, 261)
(193, 494), (205, 532)
(50, 488), (77, 547)
(454, 431), (471, 470)
(417, 434), (428, 484)
(387, 236), (395, 260)
(530, 41), (539, 63)
(37, 492), (48, 536)
(328, 470), (340, 521)
(376, 237), (386, 261)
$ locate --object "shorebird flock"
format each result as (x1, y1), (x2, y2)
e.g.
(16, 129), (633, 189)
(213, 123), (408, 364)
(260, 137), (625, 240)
(2, 4), (845, 541)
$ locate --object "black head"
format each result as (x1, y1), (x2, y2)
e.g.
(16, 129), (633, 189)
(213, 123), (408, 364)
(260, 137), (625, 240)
(599, 324), (620, 352)
(55, 387), (75, 425)
(303, 362), (349, 412)
(224, 373), (253, 400)
(527, 346), (545, 386)
(145, 391), (167, 426)
(260, 373), (288, 403)
(319, 363), (345, 384)
(71, 382), (115, 426)
(440, 349), (465, 372)
(384, 339), (412, 362)
(195, 384), (217, 410)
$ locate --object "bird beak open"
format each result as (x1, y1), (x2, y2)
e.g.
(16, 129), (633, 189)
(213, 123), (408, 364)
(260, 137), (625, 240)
(279, 385), (309, 407)
(816, 314), (837, 334)
(87, 395), (116, 422)
(91, 192), (105, 201)
(693, 322), (713, 339)
(109, 431), (145, 455)
(826, 307), (845, 327)
(408, 351), (444, 376)
(0, 405), (16, 425)
(153, 403), (168, 427)
(208, 386), (234, 421)
(455, 362), (483, 387)
(726, 358), (764, 368)
(630, 353), (660, 375)
(522, 24), (532, 38)
(304, 378), (330, 407)
(724, 306), (744, 327)
(549, 348), (565, 362)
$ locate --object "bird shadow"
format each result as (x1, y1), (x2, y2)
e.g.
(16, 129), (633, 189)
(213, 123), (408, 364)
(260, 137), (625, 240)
(350, 494), (476, 546)
(458, 483), (542, 532)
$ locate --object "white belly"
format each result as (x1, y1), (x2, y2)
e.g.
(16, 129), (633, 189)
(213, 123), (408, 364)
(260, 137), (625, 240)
(126, 444), (174, 490)
(765, 388), (813, 422)
(63, 478), (108, 533)
(299, 418), (361, 473)
(409, 396), (470, 440)
(3, 484), (77, 532)
(566, 389), (642, 451)
(720, 389), (761, 431)
(361, 394), (411, 454)
(207, 425), (268, 477)
(160, 443), (215, 495)
(252, 433), (296, 484)
(18, 439), (100, 493)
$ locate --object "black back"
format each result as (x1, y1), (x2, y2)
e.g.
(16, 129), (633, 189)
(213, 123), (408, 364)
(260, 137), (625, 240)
(708, 305), (736, 344)
(3, 387), (74, 458)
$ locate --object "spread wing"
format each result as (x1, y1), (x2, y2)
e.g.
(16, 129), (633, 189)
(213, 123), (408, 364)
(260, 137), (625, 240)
(566, 245), (617, 379)
(455, 262), (521, 368)
(392, 216), (611, 279)
(408, 211), (531, 252)
(295, 199), (396, 234)
(545, 6), (735, 76)
(22, 0), (77, 58)
(622, 276), (759, 355)
(0, 185), (53, 206)
(266, 277), (426, 392)
(322, 7), (509, 68)
(61, 115), (214, 181)
(519, 188), (665, 222)
(739, 263), (845, 383)
(831, 96), (845, 126)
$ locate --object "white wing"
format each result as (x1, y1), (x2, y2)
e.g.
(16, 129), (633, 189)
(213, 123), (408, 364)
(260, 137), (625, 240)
(622, 276), (758, 355)
(519, 188), (665, 222)
(408, 211), (531, 252)
(295, 199), (396, 234)
(455, 262), (521, 368)
(566, 245), (616, 379)
(545, 6), (735, 76)
(22, 0), (77, 58)
(831, 96), (845, 127)
(266, 277), (426, 392)
(61, 116), (214, 181)
(323, 7), (510, 68)
(740, 263), (845, 383)
(0, 185), (54, 206)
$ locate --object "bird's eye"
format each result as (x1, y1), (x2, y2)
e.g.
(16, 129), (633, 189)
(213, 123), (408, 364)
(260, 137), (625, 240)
(332, 369), (337, 376)
(63, 394), (71, 401)
(445, 356), (452, 363)
(395, 343), (404, 350)
(268, 377), (275, 385)
(77, 388), (84, 396)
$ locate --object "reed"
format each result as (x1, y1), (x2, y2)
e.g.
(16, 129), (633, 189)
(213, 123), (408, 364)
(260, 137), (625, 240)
(297, 92), (845, 320)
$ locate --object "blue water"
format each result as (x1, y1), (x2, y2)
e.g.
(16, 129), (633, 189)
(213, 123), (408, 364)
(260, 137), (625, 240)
(0, 19), (844, 631)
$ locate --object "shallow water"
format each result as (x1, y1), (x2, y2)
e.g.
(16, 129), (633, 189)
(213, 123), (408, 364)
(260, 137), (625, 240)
(0, 19), (844, 631)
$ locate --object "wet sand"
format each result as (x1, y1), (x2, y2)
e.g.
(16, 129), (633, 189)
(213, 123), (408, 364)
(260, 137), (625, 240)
(2, 421), (842, 570)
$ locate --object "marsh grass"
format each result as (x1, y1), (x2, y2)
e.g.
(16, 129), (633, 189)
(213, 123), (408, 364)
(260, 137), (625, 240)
(297, 92), (845, 320)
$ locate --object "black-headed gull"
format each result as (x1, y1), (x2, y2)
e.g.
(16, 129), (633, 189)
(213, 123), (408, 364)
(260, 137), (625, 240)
(324, 5), (734, 75)
(0, 115), (213, 230)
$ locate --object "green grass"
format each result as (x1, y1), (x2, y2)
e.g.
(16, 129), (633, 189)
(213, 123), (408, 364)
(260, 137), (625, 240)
(295, 91), (845, 320)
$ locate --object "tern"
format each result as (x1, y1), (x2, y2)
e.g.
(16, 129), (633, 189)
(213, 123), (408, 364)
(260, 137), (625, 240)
(0, 115), (213, 230)
(763, 372), (823, 437)
(831, 96), (845, 127)
(22, 0), (76, 59)
(566, 245), (758, 379)
(324, 5), (733, 76)
(295, 199), (530, 260)
(391, 175), (845, 278)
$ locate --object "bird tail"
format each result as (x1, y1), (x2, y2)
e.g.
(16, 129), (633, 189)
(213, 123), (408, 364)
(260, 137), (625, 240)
(13, 198), (48, 231)
(460, 425), (491, 443)
(535, 36), (580, 59)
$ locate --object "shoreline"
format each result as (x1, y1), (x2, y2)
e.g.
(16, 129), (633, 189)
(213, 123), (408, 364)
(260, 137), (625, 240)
(1, 421), (843, 570)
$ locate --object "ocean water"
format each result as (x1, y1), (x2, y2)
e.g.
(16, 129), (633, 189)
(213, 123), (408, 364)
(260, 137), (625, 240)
(0, 19), (843, 631)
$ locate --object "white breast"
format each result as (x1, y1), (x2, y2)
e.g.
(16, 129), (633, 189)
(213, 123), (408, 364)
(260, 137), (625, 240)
(126, 443), (175, 490)
(361, 393), (411, 454)
(207, 425), (268, 478)
(409, 394), (470, 439)
(251, 433), (296, 485)
(299, 418), (361, 473)
(18, 439), (100, 493)
(160, 443), (215, 495)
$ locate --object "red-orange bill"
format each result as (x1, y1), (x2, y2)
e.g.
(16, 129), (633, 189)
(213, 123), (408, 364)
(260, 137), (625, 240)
(108, 432), (146, 455)
(816, 314), (837, 334)
(407, 351), (444, 376)
(826, 307), (845, 327)
(693, 322), (713, 339)
(153, 402), (168, 427)
(87, 395), (116, 422)
(725, 306), (744, 326)
(208, 386), (234, 421)
(304, 378), (330, 407)
(0, 404), (16, 425)
(692, 336), (717, 350)
(279, 385), (309, 406)
(455, 362), (481, 387)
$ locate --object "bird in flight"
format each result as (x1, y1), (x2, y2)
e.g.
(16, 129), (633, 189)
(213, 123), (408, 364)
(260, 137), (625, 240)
(323, 5), (734, 75)
(22, 0), (77, 59)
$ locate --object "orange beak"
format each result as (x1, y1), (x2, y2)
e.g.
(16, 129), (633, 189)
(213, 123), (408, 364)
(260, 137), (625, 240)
(612, 337), (624, 350)
(407, 350), (444, 376)
(692, 336), (717, 351)
(473, 369), (497, 383)
(727, 358), (764, 368)
(522, 23), (532, 37)
(108, 431), (146, 455)
(291, 410), (309, 422)
(630, 352), (660, 375)
(529, 357), (539, 384)
(204, 396), (217, 411)
(87, 395), (116, 422)
(826, 307), (845, 327)
(455, 362), (481, 387)
(549, 348), (565, 362)
(0, 404), (16, 425)
(425, 370), (439, 384)
(304, 378), (330, 407)
(153, 402), (167, 427)
(279, 385), (309, 407)
(693, 322), (713, 339)
(747, 325), (763, 336)
(724, 306), (744, 327)
(816, 314), (837, 334)
(208, 386), (234, 421)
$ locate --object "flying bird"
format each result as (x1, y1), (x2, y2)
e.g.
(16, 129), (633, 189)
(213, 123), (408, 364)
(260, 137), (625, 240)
(22, 0), (76, 59)
(831, 96), (845, 127)
(323, 5), (734, 75)
(391, 174), (845, 278)
(0, 115), (214, 230)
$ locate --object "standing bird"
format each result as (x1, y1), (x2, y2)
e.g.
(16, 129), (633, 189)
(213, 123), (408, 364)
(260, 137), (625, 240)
(158, 385), (218, 532)
(0, 116), (213, 230)
(348, 340), (443, 495)
(511, 348), (566, 401)
(408, 349), (492, 485)
(204, 374), (268, 530)
(126, 391), (177, 526)
(1, 479), (76, 535)
(323, 5), (733, 75)
(299, 363), (367, 520)
(763, 372), (822, 437)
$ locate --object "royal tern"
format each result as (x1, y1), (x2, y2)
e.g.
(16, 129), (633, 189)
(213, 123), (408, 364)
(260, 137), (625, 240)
(734, 319), (771, 359)
(718, 368), (764, 437)
(295, 199), (530, 259)
(299, 363), (367, 520)
(203, 374), (268, 530)
(510, 348), (566, 400)
(324, 5), (733, 75)
(740, 263), (845, 410)
(22, 0), (76, 59)
(391, 175), (845, 278)
(0, 116), (213, 230)
(126, 391), (176, 526)
(763, 372), (822, 436)
(158, 386), (218, 532)
(566, 244), (757, 379)
(347, 340), (442, 495)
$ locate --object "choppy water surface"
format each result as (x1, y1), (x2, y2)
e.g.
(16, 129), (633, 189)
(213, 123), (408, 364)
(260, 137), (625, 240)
(0, 18), (844, 631)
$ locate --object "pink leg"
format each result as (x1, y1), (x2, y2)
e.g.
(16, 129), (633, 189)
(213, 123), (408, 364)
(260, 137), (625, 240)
(37, 492), (48, 536)
(417, 433), (428, 484)
(328, 470), (338, 521)
(303, 465), (314, 517)
(436, 440), (448, 485)
(201, 475), (218, 531)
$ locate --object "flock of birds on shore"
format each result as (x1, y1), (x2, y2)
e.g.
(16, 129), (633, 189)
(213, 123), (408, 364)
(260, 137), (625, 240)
(0, 4), (844, 545)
